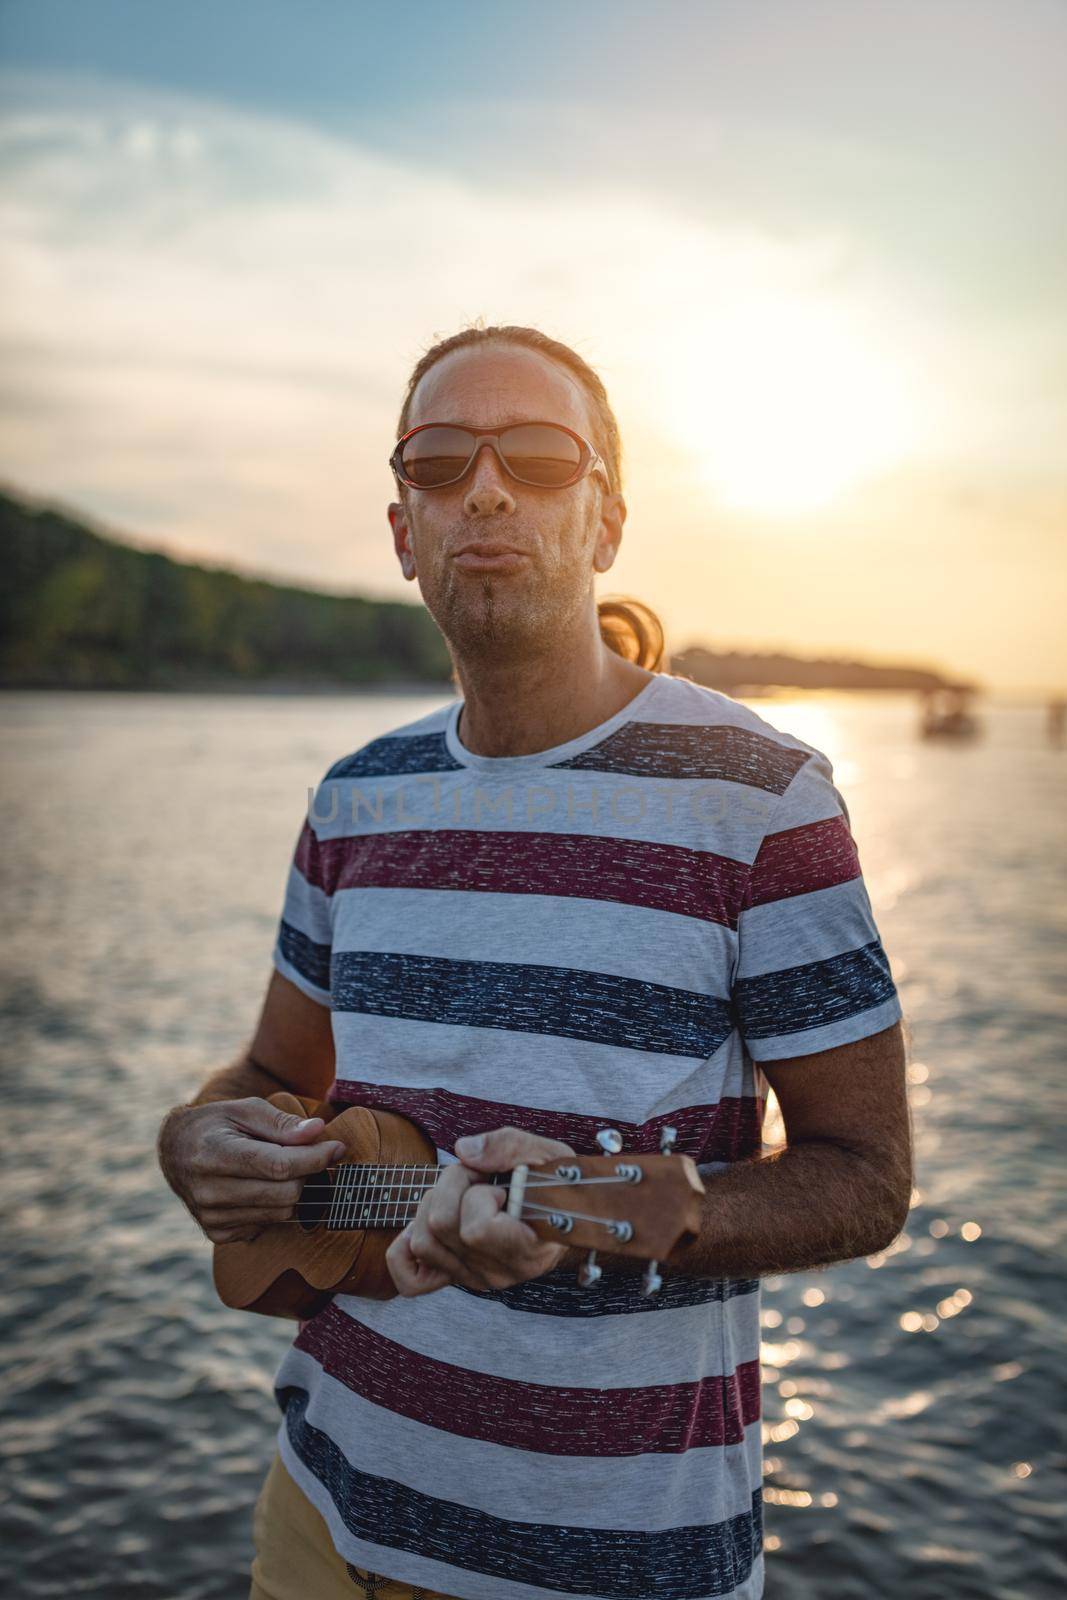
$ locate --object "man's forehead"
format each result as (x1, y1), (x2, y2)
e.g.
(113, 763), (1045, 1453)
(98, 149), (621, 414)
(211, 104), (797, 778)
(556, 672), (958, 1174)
(407, 344), (591, 431)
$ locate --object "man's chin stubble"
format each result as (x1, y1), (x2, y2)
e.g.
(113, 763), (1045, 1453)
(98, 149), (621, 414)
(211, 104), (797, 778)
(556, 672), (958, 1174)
(437, 571), (554, 662)
(480, 576), (497, 646)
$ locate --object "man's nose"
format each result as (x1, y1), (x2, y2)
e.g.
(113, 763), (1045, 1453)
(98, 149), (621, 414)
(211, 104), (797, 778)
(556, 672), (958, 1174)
(463, 445), (516, 517)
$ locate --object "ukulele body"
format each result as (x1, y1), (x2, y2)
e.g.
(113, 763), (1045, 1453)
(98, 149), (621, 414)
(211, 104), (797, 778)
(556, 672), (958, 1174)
(212, 1093), (435, 1321)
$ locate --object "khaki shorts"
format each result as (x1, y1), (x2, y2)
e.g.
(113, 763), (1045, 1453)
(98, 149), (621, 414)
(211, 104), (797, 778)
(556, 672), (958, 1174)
(249, 1450), (457, 1600)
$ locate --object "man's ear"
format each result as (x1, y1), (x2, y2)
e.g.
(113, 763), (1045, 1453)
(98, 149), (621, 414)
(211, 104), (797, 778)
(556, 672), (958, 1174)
(388, 498), (417, 581)
(592, 490), (626, 574)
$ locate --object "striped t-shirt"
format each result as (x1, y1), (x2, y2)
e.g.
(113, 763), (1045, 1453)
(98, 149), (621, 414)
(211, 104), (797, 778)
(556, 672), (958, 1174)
(269, 672), (902, 1600)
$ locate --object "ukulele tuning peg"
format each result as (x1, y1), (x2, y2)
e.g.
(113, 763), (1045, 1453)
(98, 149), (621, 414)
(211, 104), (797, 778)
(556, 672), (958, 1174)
(577, 1249), (602, 1287)
(595, 1128), (624, 1155)
(641, 1261), (663, 1297)
(659, 1126), (678, 1155)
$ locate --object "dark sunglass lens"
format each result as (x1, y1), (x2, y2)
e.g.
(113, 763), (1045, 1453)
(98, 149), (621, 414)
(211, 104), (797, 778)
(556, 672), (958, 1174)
(401, 427), (475, 487)
(500, 424), (582, 486)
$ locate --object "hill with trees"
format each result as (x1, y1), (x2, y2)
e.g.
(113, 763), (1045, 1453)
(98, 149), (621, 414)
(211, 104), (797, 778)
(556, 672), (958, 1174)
(0, 487), (452, 688)
(672, 643), (971, 695)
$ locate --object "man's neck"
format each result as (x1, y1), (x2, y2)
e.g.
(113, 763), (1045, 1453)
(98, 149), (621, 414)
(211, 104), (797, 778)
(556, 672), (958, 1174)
(452, 630), (655, 759)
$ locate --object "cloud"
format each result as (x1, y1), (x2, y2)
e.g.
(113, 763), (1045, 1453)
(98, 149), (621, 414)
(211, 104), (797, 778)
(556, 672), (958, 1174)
(0, 66), (1064, 686)
(0, 74), (922, 539)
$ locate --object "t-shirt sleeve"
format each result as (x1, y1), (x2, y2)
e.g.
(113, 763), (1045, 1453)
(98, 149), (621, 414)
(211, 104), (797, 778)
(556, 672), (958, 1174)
(732, 747), (902, 1060)
(271, 805), (333, 1008)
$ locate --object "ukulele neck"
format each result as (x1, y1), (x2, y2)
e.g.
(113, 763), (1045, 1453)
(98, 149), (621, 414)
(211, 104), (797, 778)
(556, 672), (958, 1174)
(301, 1147), (705, 1271)
(316, 1163), (504, 1231)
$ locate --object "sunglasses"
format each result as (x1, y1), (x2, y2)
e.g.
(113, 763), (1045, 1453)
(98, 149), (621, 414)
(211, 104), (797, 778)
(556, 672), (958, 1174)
(390, 421), (609, 491)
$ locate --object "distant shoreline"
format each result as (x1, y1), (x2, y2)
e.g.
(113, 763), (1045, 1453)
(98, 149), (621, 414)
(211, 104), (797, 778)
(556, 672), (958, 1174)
(0, 682), (1054, 707)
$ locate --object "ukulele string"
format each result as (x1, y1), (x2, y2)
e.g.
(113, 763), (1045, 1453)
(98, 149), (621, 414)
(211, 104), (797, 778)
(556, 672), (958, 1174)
(517, 1201), (634, 1228)
(296, 1172), (645, 1193)
(249, 1203), (629, 1231)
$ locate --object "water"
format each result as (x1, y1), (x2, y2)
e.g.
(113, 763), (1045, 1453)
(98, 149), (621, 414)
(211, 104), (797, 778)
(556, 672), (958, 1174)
(0, 689), (1064, 1600)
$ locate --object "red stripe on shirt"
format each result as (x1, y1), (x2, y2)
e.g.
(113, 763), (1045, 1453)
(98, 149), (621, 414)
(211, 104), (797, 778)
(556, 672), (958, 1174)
(743, 815), (860, 909)
(330, 1081), (764, 1165)
(298, 828), (750, 928)
(296, 1305), (761, 1455)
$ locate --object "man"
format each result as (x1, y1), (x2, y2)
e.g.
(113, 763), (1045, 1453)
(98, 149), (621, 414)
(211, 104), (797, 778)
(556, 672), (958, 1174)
(158, 324), (911, 1600)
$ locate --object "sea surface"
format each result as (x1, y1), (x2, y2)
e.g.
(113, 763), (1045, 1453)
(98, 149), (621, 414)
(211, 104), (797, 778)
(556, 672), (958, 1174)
(0, 688), (1064, 1600)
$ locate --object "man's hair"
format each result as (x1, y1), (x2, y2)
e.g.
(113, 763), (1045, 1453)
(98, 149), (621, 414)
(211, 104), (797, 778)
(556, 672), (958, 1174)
(396, 323), (664, 672)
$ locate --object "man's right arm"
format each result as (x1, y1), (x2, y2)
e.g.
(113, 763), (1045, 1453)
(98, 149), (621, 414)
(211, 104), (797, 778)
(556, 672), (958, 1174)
(157, 972), (344, 1244)
(172, 967), (337, 1110)
(179, 1051), (290, 1112)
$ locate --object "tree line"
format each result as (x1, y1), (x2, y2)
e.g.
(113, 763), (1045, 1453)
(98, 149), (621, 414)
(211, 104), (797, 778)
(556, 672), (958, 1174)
(0, 489), (452, 689)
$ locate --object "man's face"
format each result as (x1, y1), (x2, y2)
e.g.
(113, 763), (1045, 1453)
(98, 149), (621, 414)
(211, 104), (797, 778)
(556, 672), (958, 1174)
(388, 344), (625, 662)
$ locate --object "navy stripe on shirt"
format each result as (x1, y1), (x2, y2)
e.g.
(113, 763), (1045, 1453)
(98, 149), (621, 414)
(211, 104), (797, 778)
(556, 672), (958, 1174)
(325, 732), (463, 781)
(461, 1270), (759, 1318)
(278, 919), (331, 992)
(734, 938), (896, 1039)
(330, 950), (734, 1058)
(281, 1388), (763, 1598)
(552, 721), (810, 793)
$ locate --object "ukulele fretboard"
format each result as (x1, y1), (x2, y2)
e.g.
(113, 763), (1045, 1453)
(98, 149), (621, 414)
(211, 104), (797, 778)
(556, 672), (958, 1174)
(318, 1164), (440, 1230)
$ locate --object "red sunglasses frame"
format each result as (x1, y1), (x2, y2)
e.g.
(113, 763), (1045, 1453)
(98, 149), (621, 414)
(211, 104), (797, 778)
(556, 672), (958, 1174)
(389, 421), (611, 491)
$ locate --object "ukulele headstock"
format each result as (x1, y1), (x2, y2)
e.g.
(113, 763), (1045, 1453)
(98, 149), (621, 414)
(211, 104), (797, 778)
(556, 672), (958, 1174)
(511, 1126), (704, 1295)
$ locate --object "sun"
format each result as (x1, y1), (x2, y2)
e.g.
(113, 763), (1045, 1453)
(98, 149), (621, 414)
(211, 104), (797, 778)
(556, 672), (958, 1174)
(665, 290), (919, 515)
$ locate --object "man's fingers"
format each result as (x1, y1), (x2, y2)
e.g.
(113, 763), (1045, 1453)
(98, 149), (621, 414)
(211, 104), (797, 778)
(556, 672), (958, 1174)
(386, 1226), (454, 1298)
(422, 1162), (476, 1249)
(459, 1187), (549, 1263)
(199, 1176), (305, 1209)
(228, 1097), (333, 1143)
(225, 1132), (347, 1182)
(410, 1185), (494, 1289)
(457, 1184), (518, 1252)
(408, 1223), (470, 1284)
(201, 1205), (294, 1231)
(453, 1126), (576, 1173)
(388, 1171), (568, 1296)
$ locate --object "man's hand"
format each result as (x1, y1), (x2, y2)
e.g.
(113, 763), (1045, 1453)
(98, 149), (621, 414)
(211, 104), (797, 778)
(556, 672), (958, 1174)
(385, 1127), (575, 1297)
(157, 1097), (347, 1244)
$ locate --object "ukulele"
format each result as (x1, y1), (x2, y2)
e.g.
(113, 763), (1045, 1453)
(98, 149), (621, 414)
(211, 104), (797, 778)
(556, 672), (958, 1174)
(213, 1091), (706, 1321)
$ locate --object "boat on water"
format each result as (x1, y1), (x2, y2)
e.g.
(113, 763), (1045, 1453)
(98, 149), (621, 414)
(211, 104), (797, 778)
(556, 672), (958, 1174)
(918, 686), (982, 741)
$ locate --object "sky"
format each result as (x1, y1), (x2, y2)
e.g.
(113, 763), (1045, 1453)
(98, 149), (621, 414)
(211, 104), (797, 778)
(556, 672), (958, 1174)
(1, 0), (1065, 692)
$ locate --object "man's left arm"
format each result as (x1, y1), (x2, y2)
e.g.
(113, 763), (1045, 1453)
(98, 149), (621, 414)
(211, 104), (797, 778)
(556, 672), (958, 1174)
(660, 742), (914, 1280)
(656, 1019), (912, 1279)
